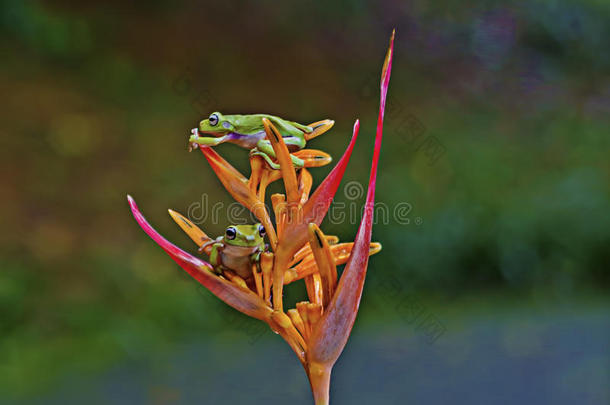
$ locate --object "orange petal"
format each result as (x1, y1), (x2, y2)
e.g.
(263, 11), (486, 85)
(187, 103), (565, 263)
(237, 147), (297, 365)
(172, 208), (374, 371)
(271, 193), (286, 239)
(293, 149), (332, 167)
(305, 119), (335, 141)
(287, 309), (307, 340)
(262, 118), (299, 205)
(307, 224), (337, 307)
(258, 167), (282, 201)
(286, 242), (382, 283)
(298, 169), (313, 205)
(304, 273), (323, 306)
(248, 155), (265, 193)
(167, 209), (213, 253)
(289, 235), (341, 267)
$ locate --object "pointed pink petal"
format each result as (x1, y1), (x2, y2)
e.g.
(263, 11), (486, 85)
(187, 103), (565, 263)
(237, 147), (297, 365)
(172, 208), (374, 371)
(127, 195), (273, 321)
(308, 31), (394, 366)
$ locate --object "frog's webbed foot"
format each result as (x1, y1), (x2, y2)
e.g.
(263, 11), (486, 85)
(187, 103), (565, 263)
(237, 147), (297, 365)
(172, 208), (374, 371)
(250, 249), (263, 264)
(189, 128), (199, 151)
(189, 128), (227, 150)
(199, 236), (222, 253)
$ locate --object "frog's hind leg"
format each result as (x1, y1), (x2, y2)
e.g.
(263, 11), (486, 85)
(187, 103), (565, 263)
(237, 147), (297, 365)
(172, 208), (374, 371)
(253, 138), (305, 169)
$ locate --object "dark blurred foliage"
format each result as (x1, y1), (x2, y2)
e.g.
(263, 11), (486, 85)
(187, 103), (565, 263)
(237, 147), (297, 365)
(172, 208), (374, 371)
(0, 0), (609, 399)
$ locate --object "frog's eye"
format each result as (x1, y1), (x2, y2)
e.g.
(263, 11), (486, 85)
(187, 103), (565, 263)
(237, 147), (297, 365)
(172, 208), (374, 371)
(225, 227), (236, 240)
(209, 113), (219, 126)
(258, 224), (266, 237)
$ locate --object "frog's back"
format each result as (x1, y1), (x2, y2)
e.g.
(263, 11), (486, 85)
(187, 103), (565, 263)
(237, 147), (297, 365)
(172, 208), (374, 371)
(225, 113), (309, 136)
(223, 114), (268, 135)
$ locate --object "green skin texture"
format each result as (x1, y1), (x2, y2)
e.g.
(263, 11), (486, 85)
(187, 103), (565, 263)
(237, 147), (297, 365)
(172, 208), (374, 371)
(189, 112), (313, 169)
(205, 224), (266, 279)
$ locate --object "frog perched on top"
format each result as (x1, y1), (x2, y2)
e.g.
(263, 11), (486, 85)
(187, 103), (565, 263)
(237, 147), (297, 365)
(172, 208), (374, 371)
(189, 112), (315, 169)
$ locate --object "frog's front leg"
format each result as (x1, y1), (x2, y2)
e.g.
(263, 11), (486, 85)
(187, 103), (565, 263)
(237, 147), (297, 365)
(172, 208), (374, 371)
(253, 138), (305, 169)
(189, 129), (228, 147)
(250, 247), (263, 265)
(208, 242), (225, 274)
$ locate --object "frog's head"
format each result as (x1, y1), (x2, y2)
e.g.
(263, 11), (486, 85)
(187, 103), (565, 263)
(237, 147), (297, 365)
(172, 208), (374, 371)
(223, 223), (266, 247)
(199, 112), (234, 136)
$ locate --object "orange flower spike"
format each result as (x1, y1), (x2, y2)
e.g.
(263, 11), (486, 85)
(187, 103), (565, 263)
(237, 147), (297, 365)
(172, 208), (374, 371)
(198, 145), (278, 249)
(307, 224), (337, 307)
(307, 30), (394, 404)
(128, 196), (274, 322)
(261, 118), (300, 205)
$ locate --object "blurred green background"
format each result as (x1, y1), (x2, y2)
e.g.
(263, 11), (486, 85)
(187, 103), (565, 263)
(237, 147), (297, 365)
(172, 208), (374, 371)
(1, 0), (608, 403)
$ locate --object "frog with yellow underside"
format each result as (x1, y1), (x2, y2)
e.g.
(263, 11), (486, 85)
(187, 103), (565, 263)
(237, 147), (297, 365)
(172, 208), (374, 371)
(201, 223), (267, 279)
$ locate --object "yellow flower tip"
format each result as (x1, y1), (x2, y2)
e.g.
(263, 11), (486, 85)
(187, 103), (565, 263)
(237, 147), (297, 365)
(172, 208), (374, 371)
(305, 119), (335, 141)
(370, 242), (382, 255)
(223, 270), (249, 290)
(167, 208), (212, 249)
(326, 235), (339, 245)
(271, 310), (293, 329)
(304, 273), (323, 306)
(307, 302), (323, 323)
(287, 309), (307, 340)
(283, 268), (297, 284)
(272, 310), (307, 351)
(307, 224), (337, 307)
(293, 149), (332, 168)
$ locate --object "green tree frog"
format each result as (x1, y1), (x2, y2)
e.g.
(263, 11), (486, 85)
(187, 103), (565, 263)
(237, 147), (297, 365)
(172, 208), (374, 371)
(189, 112), (313, 169)
(201, 223), (267, 279)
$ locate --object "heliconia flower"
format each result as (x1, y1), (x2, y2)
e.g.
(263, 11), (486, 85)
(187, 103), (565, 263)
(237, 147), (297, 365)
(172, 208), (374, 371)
(127, 29), (394, 404)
